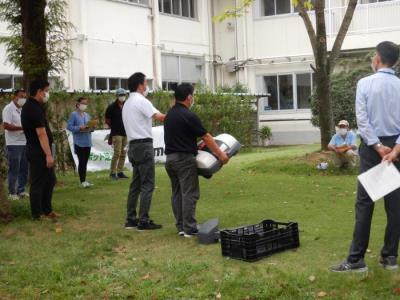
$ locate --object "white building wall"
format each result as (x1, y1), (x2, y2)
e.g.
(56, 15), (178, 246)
(212, 0), (400, 144)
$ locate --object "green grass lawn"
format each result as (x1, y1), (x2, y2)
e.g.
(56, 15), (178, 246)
(1, 145), (400, 299)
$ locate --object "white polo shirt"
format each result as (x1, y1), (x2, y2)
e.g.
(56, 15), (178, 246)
(122, 92), (159, 142)
(2, 101), (26, 146)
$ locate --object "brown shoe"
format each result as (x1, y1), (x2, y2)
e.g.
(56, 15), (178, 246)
(46, 212), (62, 219)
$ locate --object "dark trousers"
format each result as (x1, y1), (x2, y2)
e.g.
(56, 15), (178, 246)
(348, 136), (400, 262)
(27, 145), (56, 219)
(126, 142), (155, 224)
(74, 145), (91, 183)
(165, 153), (199, 233)
(6, 145), (28, 195)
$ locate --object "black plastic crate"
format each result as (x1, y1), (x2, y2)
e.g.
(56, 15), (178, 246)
(220, 220), (300, 262)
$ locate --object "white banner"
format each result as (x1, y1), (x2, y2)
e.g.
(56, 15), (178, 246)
(67, 126), (166, 172)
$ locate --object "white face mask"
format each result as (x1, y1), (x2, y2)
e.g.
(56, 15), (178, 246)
(339, 128), (348, 136)
(118, 96), (126, 102)
(79, 104), (88, 111)
(43, 92), (50, 103)
(143, 86), (150, 97)
(17, 98), (26, 107)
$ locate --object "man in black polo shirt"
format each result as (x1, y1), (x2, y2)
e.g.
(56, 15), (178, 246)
(21, 79), (58, 220)
(164, 83), (229, 238)
(105, 88), (129, 180)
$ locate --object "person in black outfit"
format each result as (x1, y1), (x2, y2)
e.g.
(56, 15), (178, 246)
(164, 84), (229, 238)
(105, 88), (129, 180)
(21, 79), (59, 220)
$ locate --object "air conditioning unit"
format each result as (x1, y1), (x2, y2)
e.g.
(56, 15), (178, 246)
(225, 61), (239, 73)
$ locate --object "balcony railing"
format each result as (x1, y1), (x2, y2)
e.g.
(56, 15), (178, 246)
(326, 0), (400, 36)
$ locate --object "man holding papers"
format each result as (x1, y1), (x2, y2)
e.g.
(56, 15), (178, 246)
(331, 41), (400, 273)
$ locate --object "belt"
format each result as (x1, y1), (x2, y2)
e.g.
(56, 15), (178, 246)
(166, 152), (195, 160)
(129, 138), (153, 144)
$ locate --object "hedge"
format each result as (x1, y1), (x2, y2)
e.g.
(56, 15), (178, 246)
(0, 90), (256, 174)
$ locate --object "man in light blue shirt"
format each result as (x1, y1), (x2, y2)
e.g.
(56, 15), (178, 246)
(328, 120), (358, 168)
(331, 41), (400, 273)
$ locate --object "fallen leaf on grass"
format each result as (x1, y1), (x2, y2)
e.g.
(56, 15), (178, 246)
(308, 275), (316, 282)
(55, 224), (62, 233)
(142, 274), (151, 280)
(393, 288), (400, 295)
(216, 292), (222, 299)
(366, 249), (372, 253)
(317, 291), (328, 298)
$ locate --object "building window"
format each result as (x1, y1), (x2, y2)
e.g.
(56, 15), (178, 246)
(260, 0), (315, 16)
(89, 77), (152, 91)
(360, 0), (393, 3)
(161, 54), (204, 90)
(159, 0), (197, 19)
(115, 0), (150, 6)
(261, 73), (312, 111)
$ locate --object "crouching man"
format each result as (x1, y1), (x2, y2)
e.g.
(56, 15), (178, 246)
(328, 120), (358, 168)
(164, 84), (229, 238)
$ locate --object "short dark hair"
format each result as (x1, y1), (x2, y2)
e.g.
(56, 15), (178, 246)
(174, 83), (194, 102)
(14, 89), (25, 96)
(376, 41), (400, 67)
(128, 72), (146, 92)
(29, 79), (50, 96)
(77, 97), (87, 103)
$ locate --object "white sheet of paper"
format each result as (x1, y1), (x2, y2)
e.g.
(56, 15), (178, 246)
(358, 162), (400, 202)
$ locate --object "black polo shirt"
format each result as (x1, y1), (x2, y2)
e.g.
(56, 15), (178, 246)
(164, 103), (207, 155)
(21, 97), (53, 146)
(105, 101), (126, 137)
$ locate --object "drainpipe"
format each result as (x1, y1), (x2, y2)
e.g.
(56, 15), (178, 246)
(234, 0), (239, 83)
(79, 0), (89, 90)
(151, 0), (162, 89)
(210, 0), (218, 90)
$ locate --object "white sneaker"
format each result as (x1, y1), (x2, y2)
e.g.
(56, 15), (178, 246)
(82, 181), (94, 188)
(18, 192), (30, 198)
(8, 194), (19, 201)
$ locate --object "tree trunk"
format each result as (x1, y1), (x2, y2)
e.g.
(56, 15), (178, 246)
(314, 0), (333, 149)
(20, 0), (49, 90)
(316, 71), (333, 149)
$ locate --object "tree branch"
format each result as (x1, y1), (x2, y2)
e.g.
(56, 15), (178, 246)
(328, 0), (358, 72)
(297, 0), (317, 58)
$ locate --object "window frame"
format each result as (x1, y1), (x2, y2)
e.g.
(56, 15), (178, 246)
(159, 0), (198, 21)
(161, 54), (204, 90)
(260, 72), (313, 113)
(107, 0), (150, 8)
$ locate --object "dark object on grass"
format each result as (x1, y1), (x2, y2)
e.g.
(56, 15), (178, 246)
(220, 219), (300, 262)
(198, 218), (220, 244)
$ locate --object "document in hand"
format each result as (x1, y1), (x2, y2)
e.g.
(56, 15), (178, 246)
(358, 162), (400, 202)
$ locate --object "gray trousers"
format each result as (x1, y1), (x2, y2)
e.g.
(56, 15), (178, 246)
(165, 153), (200, 233)
(126, 142), (155, 224)
(348, 136), (400, 262)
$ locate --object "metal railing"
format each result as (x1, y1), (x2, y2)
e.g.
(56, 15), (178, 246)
(326, 0), (400, 36)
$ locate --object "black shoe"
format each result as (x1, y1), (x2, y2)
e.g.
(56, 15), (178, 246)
(183, 229), (199, 238)
(330, 259), (368, 273)
(117, 172), (129, 179)
(125, 220), (138, 230)
(137, 220), (163, 231)
(177, 230), (185, 236)
(379, 256), (398, 270)
(110, 173), (118, 180)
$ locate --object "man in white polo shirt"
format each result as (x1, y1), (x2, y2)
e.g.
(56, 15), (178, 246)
(2, 89), (29, 200)
(122, 72), (165, 231)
